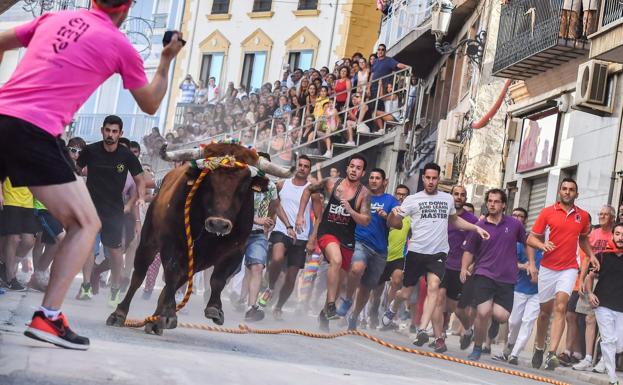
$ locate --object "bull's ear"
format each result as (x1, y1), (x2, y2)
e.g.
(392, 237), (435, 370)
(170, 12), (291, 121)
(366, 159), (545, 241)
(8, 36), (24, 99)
(251, 176), (270, 193)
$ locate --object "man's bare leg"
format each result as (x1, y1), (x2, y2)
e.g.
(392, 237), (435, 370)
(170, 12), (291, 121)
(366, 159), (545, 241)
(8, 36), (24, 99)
(323, 242), (343, 305)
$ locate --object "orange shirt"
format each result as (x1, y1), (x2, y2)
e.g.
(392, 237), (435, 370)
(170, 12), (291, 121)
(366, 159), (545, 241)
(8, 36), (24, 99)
(573, 228), (610, 290)
(531, 202), (590, 271)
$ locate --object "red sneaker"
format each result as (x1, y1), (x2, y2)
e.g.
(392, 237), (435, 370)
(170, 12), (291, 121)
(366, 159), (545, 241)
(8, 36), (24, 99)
(24, 311), (90, 350)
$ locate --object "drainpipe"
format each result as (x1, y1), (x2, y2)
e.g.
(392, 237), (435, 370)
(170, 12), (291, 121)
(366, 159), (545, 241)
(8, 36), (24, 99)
(327, 0), (339, 67)
(607, 105), (623, 205)
(470, 79), (511, 129)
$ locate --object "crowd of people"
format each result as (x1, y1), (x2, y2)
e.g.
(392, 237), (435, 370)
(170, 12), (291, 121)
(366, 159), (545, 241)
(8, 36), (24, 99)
(158, 44), (414, 161)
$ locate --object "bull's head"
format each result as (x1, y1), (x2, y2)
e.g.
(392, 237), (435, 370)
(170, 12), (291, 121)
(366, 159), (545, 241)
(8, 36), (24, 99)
(161, 143), (294, 236)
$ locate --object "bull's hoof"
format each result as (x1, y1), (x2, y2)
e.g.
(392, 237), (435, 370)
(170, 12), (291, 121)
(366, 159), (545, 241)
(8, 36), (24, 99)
(106, 311), (127, 327)
(144, 321), (164, 336)
(204, 306), (224, 325)
(159, 315), (178, 330)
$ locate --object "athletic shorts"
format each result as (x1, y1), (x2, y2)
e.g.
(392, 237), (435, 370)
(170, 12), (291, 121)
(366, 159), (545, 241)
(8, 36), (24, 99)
(317, 234), (353, 271)
(538, 266), (578, 303)
(35, 208), (64, 244)
(244, 232), (269, 266)
(0, 115), (76, 187)
(471, 274), (515, 313)
(99, 212), (124, 249)
(269, 231), (307, 269)
(458, 275), (477, 309)
(0, 206), (39, 236)
(123, 213), (136, 246)
(352, 242), (387, 290)
(378, 258), (404, 284)
(441, 268), (463, 301)
(403, 251), (446, 287)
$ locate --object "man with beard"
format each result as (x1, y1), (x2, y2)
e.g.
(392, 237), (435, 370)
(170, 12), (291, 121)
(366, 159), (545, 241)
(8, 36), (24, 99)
(77, 115), (144, 308)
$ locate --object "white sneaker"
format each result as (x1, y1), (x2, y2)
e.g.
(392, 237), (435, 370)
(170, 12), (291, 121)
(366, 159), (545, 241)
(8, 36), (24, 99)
(593, 358), (606, 374)
(345, 140), (356, 146)
(573, 358), (594, 371)
(322, 150), (332, 158)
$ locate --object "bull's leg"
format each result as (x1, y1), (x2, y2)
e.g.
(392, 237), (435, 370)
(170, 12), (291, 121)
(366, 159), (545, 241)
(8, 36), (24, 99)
(205, 254), (244, 325)
(145, 249), (186, 335)
(107, 235), (159, 327)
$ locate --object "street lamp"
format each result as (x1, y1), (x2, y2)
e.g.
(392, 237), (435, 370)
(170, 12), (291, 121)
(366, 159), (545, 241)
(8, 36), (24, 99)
(431, 0), (486, 65)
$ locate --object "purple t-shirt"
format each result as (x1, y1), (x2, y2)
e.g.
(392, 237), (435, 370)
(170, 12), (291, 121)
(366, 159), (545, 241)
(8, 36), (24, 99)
(462, 215), (527, 284)
(446, 210), (478, 271)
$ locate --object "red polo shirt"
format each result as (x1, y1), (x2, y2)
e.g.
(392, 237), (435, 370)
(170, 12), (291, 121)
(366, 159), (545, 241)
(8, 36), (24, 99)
(531, 202), (590, 271)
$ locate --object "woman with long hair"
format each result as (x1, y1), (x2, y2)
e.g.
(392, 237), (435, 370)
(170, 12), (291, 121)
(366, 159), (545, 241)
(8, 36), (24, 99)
(246, 101), (257, 125)
(356, 58), (370, 98)
(334, 65), (352, 112)
(306, 83), (319, 116)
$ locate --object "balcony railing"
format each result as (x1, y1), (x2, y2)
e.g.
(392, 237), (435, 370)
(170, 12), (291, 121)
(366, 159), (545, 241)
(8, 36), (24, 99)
(379, 0), (433, 51)
(600, 0), (623, 28)
(492, 0), (591, 79)
(70, 113), (159, 143)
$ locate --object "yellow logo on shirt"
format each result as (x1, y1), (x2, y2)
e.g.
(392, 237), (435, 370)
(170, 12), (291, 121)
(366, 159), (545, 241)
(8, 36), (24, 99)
(116, 164), (125, 173)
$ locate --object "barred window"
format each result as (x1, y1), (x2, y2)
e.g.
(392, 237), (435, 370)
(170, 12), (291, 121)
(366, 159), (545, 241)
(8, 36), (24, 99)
(298, 0), (318, 10)
(252, 0), (272, 12)
(211, 0), (230, 14)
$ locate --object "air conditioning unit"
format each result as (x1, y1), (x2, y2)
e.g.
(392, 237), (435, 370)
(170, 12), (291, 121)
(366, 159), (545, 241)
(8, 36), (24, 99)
(446, 112), (464, 142)
(573, 60), (616, 115)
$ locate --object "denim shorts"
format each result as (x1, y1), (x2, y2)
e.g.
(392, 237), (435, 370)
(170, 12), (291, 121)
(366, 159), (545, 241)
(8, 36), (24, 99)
(352, 242), (387, 290)
(244, 233), (269, 266)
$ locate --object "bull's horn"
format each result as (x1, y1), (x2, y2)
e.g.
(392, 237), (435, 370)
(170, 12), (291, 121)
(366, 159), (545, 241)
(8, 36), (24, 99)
(160, 144), (204, 162)
(256, 157), (295, 178)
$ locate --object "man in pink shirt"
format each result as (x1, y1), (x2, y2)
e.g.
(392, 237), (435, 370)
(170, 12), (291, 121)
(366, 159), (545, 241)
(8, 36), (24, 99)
(0, 0), (183, 350)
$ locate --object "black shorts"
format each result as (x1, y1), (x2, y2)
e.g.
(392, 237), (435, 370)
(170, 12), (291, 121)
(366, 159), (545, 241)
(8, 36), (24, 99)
(378, 258), (404, 284)
(471, 274), (515, 313)
(269, 231), (306, 269)
(441, 268), (463, 301)
(35, 209), (64, 244)
(457, 275), (477, 309)
(123, 213), (136, 246)
(0, 115), (76, 187)
(403, 251), (446, 287)
(99, 212), (124, 249)
(567, 290), (580, 313)
(0, 206), (39, 236)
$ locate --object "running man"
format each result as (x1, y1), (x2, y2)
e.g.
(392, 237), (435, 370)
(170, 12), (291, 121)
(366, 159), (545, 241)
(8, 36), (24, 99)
(460, 189), (527, 361)
(526, 178), (600, 370)
(296, 154), (371, 320)
(337, 168), (400, 331)
(382, 163), (489, 347)
(0, 0), (183, 349)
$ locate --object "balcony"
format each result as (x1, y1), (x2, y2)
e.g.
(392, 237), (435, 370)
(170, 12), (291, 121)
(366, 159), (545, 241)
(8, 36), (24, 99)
(493, 0), (590, 79)
(70, 113), (159, 143)
(0, 0), (19, 14)
(589, 0), (623, 62)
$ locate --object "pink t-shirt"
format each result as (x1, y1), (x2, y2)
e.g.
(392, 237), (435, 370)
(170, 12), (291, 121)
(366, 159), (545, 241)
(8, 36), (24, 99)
(0, 9), (148, 137)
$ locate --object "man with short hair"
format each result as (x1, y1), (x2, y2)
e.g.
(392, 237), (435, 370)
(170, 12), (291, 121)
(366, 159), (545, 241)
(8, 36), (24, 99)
(369, 44), (409, 113)
(527, 178), (600, 370)
(460, 191), (527, 361)
(297, 154), (372, 321)
(207, 76), (219, 105)
(336, 168), (400, 331)
(77, 116), (145, 308)
(383, 163), (489, 347)
(179, 74), (197, 104)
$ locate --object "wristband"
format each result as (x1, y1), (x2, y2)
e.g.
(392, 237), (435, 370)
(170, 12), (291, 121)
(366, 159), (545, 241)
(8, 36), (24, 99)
(286, 225), (293, 229)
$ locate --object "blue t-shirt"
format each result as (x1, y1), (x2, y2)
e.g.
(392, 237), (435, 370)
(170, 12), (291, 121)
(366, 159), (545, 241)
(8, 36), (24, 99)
(371, 57), (400, 87)
(515, 242), (542, 295)
(355, 193), (400, 254)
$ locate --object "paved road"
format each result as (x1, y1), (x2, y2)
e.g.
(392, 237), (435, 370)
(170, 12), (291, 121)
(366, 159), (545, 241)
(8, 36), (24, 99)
(0, 280), (603, 385)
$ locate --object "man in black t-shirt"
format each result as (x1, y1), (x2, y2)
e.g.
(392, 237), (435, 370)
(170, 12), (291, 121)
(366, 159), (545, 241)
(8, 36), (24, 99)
(586, 223), (623, 385)
(76, 115), (144, 307)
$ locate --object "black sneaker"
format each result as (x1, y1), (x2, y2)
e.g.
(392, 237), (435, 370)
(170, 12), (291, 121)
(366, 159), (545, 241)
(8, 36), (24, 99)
(325, 302), (339, 320)
(24, 311), (90, 350)
(460, 329), (474, 350)
(244, 305), (265, 322)
(508, 355), (519, 365)
(482, 346), (492, 355)
(532, 348), (544, 369)
(413, 329), (429, 347)
(0, 262), (7, 283)
(318, 310), (330, 332)
(492, 353), (509, 362)
(6, 278), (26, 291)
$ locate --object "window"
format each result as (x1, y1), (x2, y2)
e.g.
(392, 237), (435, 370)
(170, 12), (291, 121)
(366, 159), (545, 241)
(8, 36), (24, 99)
(297, 0), (318, 10)
(200, 53), (224, 86)
(155, 0), (170, 14)
(252, 0), (272, 12)
(241, 52), (267, 92)
(287, 51), (313, 71)
(211, 0), (230, 14)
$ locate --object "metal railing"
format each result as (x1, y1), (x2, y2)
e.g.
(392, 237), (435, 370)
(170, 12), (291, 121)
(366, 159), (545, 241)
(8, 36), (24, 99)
(600, 0), (623, 27)
(151, 68), (413, 178)
(493, 0), (592, 75)
(379, 0), (433, 50)
(70, 113), (159, 143)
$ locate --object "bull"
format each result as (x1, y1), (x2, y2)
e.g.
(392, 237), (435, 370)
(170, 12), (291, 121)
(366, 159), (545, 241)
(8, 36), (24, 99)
(106, 142), (293, 335)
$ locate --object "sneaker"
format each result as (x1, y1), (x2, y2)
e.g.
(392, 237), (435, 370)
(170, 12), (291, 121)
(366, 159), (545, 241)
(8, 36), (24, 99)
(78, 283), (93, 300)
(322, 150), (332, 158)
(558, 352), (573, 367)
(593, 358), (606, 374)
(482, 346), (492, 355)
(24, 311), (89, 350)
(428, 339), (436, 348)
(6, 278), (26, 292)
(324, 302), (339, 320)
(108, 287), (121, 308)
(336, 298), (353, 317)
(532, 348), (544, 369)
(460, 329), (474, 350)
(413, 329), (429, 347)
(257, 288), (272, 308)
(244, 306), (265, 322)
(345, 140), (356, 146)
(468, 346), (482, 361)
(508, 355), (519, 365)
(573, 358), (594, 371)
(347, 315), (357, 331)
(0, 262), (7, 283)
(381, 309), (396, 328)
(27, 272), (48, 293)
(544, 351), (559, 370)
(433, 338), (447, 353)
(318, 310), (330, 332)
(503, 343), (514, 357)
(0, 288), (4, 295)
(492, 353), (509, 362)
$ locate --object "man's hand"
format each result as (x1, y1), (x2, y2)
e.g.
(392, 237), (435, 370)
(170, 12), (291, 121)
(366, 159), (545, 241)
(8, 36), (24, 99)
(136, 199), (146, 209)
(541, 240), (555, 253)
(476, 226), (490, 240)
(161, 32), (184, 60)
(340, 199), (354, 214)
(123, 202), (132, 214)
(588, 293), (600, 308)
(286, 227), (297, 241)
(589, 255), (600, 272)
(376, 208), (388, 219)
(306, 237), (316, 255)
(256, 217), (274, 227)
(527, 263), (538, 283)
(295, 214), (306, 234)
(460, 268), (471, 284)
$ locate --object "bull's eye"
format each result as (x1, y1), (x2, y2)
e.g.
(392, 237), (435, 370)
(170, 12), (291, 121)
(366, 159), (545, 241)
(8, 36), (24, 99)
(187, 180), (196, 186)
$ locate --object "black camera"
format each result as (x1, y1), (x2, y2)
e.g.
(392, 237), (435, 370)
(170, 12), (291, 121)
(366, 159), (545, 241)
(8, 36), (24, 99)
(163, 30), (186, 47)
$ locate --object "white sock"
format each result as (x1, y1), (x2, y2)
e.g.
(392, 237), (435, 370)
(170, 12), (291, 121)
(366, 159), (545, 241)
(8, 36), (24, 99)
(564, 349), (571, 356)
(584, 355), (593, 363)
(573, 352), (583, 360)
(40, 306), (61, 320)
